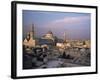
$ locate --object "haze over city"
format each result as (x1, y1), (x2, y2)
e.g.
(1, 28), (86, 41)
(23, 10), (91, 40)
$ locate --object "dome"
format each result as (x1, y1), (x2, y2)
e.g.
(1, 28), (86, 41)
(47, 31), (53, 34)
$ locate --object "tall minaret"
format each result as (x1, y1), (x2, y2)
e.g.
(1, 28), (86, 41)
(32, 24), (34, 34)
(64, 32), (66, 43)
(30, 24), (35, 39)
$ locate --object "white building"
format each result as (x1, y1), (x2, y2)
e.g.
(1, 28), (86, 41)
(42, 31), (55, 41)
(23, 24), (36, 48)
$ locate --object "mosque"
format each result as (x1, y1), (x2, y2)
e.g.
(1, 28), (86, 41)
(23, 24), (37, 48)
(23, 24), (56, 48)
(41, 31), (55, 41)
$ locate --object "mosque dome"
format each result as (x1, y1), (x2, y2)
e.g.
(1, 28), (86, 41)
(47, 31), (53, 35)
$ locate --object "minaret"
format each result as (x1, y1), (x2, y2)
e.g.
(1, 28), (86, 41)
(64, 32), (66, 43)
(32, 24), (34, 34)
(30, 24), (35, 39)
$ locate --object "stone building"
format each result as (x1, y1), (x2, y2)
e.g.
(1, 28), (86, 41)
(42, 31), (55, 41)
(40, 31), (57, 46)
(23, 24), (37, 48)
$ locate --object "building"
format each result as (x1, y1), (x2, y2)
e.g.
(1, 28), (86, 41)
(40, 31), (57, 46)
(38, 38), (54, 46)
(42, 31), (55, 41)
(23, 24), (37, 48)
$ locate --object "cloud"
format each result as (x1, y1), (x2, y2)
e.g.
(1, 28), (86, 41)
(55, 16), (89, 23)
(45, 16), (90, 28)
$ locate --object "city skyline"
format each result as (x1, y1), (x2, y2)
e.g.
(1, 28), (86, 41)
(23, 10), (91, 40)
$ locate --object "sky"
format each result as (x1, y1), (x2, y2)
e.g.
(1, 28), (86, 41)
(23, 10), (91, 40)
